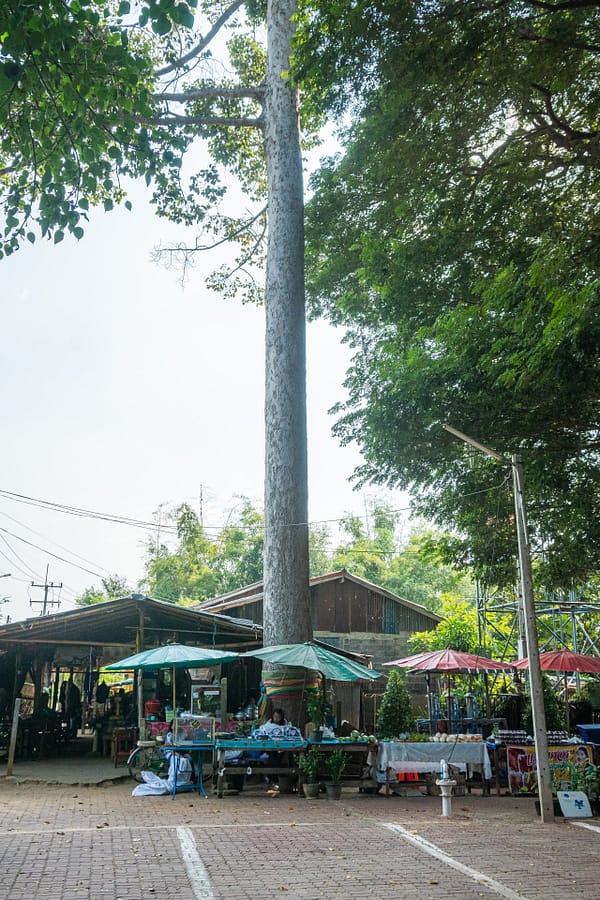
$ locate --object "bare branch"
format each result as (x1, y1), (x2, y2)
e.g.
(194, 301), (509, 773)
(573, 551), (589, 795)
(139, 112), (263, 128)
(155, 206), (267, 255)
(155, 0), (246, 77)
(156, 86), (264, 103)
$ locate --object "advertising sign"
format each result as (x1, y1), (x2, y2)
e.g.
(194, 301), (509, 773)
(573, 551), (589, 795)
(507, 743), (594, 794)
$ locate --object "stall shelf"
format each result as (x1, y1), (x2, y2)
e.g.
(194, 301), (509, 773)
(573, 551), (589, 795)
(214, 737), (305, 797)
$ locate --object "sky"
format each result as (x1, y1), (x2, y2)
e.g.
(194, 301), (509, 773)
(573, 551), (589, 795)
(1, 176), (410, 624)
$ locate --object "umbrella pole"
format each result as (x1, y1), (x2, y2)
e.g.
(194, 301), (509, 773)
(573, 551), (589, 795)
(137, 669), (144, 739)
(172, 666), (176, 716)
(564, 672), (569, 734)
(425, 673), (434, 735)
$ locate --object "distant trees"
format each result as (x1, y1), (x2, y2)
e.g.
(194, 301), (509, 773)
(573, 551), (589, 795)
(75, 574), (130, 606)
(142, 500), (264, 603)
(135, 498), (474, 610)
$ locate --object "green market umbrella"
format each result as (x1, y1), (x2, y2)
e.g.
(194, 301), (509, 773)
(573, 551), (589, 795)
(105, 644), (239, 672)
(242, 641), (381, 682)
(105, 644), (240, 718)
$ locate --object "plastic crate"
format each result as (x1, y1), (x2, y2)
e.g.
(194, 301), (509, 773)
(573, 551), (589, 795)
(576, 724), (600, 745)
(173, 715), (215, 744)
(149, 721), (170, 737)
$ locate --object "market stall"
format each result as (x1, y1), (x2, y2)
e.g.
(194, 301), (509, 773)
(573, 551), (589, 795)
(375, 739), (493, 796)
(383, 648), (512, 736)
(214, 735), (305, 797)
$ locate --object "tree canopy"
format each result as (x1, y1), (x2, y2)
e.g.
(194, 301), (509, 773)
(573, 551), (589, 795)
(1, 0), (315, 652)
(301, 0), (600, 591)
(142, 499), (264, 602)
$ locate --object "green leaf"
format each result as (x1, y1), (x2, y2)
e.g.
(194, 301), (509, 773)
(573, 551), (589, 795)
(54, 230), (65, 244)
(152, 13), (171, 35)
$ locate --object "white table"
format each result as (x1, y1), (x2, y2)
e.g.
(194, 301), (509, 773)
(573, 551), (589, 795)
(376, 741), (492, 794)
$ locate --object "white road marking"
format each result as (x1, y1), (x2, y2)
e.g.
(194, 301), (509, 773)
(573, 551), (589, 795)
(176, 825), (215, 900)
(382, 822), (531, 900)
(571, 820), (600, 834)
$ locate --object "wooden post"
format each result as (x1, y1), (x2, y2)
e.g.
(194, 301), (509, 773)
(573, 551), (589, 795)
(6, 698), (22, 776)
(137, 603), (145, 739)
(220, 677), (228, 729)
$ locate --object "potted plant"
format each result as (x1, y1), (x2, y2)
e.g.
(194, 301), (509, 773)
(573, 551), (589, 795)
(324, 748), (347, 800)
(299, 748), (322, 798)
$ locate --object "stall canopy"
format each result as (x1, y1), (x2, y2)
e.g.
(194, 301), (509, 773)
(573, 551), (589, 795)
(383, 648), (512, 673)
(513, 650), (600, 731)
(384, 648), (511, 734)
(0, 594), (261, 710)
(105, 644), (239, 671)
(243, 641), (382, 682)
(512, 650), (600, 674)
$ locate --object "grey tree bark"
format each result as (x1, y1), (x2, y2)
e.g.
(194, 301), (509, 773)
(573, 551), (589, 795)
(262, 0), (312, 648)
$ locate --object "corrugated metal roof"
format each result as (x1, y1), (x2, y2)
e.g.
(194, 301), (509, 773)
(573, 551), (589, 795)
(196, 569), (442, 623)
(0, 594), (262, 653)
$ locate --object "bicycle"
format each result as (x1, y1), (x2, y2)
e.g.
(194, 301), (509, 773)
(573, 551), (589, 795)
(127, 740), (169, 783)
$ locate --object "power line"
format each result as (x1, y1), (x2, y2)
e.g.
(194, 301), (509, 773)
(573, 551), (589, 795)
(0, 507), (114, 576)
(0, 534), (43, 580)
(0, 525), (106, 579)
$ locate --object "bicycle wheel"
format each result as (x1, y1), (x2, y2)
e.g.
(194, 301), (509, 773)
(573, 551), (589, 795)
(128, 745), (166, 783)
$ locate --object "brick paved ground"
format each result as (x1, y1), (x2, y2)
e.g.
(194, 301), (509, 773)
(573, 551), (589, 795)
(0, 780), (598, 900)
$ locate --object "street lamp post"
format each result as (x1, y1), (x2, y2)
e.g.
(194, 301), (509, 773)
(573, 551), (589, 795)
(442, 424), (555, 823)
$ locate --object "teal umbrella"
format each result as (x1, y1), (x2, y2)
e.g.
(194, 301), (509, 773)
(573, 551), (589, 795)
(105, 644), (239, 671)
(242, 641), (381, 682)
(105, 644), (240, 722)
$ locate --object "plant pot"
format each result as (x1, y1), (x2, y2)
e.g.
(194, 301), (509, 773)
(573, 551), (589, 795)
(302, 781), (321, 799)
(308, 728), (323, 743)
(325, 782), (342, 800)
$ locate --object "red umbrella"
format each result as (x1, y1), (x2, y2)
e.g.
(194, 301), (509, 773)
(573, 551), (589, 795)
(383, 648), (512, 673)
(512, 650), (600, 673)
(383, 648), (511, 734)
(513, 650), (600, 733)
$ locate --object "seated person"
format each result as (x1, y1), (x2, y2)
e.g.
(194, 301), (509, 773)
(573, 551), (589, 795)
(261, 707), (287, 736)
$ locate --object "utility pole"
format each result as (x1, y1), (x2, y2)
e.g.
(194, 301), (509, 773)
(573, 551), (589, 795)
(30, 564), (62, 615)
(442, 424), (554, 823)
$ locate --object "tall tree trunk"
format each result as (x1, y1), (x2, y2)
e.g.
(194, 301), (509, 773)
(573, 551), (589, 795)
(262, 0), (312, 649)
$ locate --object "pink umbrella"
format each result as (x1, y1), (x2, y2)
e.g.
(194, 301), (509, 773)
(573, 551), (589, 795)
(512, 650), (600, 674)
(384, 648), (512, 673)
(383, 648), (511, 734)
(513, 650), (600, 732)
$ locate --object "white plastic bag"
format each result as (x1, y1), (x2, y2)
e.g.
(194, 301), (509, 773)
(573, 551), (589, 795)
(132, 754), (193, 796)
